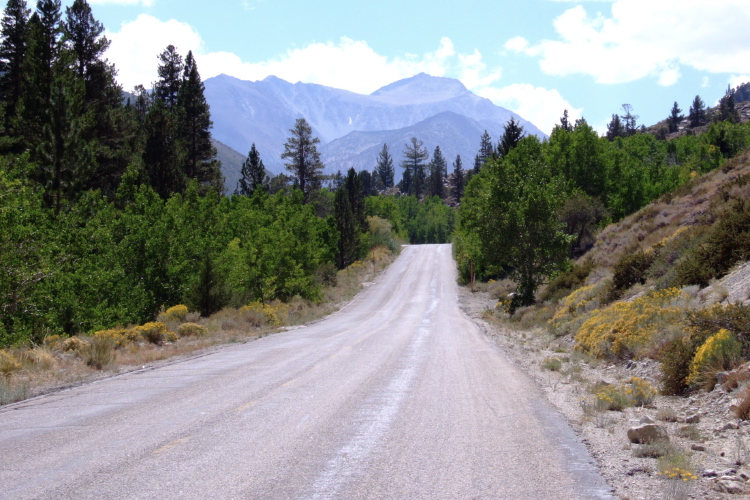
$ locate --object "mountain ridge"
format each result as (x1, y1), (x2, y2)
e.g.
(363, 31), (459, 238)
(205, 73), (546, 177)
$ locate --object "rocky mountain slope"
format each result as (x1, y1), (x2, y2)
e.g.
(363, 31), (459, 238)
(204, 73), (545, 176)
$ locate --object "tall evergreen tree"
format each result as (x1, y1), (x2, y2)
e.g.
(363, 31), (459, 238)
(400, 137), (428, 197)
(689, 95), (707, 128)
(375, 142), (394, 188)
(281, 117), (323, 203)
(605, 113), (624, 141)
(452, 154), (464, 202)
(667, 101), (683, 133)
(143, 98), (183, 198)
(154, 44), (182, 110)
(178, 50), (222, 191)
(498, 117), (524, 156)
(428, 145), (446, 198)
(473, 154), (481, 174)
(620, 104), (638, 136)
(478, 129), (493, 165)
(334, 168), (365, 269)
(715, 86), (740, 124)
(18, 0), (62, 147)
(559, 109), (571, 132)
(0, 0), (30, 127)
(237, 143), (267, 196)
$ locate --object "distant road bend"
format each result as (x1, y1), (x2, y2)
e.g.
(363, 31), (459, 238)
(0, 244), (612, 499)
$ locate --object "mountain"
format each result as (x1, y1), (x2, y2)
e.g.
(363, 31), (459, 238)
(319, 111), (500, 181)
(204, 73), (546, 176)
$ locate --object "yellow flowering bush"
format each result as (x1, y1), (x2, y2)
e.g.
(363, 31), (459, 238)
(164, 304), (189, 322)
(687, 329), (741, 388)
(134, 322), (169, 345)
(0, 350), (21, 376)
(177, 322), (208, 337)
(548, 282), (608, 336)
(590, 377), (657, 411)
(62, 336), (89, 353)
(42, 334), (65, 351)
(92, 328), (139, 349)
(575, 288), (688, 359)
(658, 467), (697, 481)
(239, 302), (286, 327)
(625, 376), (658, 407)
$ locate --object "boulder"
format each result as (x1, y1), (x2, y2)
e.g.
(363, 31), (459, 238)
(627, 424), (669, 444)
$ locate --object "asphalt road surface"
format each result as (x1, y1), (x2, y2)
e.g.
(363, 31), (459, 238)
(0, 244), (612, 499)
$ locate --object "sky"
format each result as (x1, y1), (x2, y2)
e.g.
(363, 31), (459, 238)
(71, 0), (750, 135)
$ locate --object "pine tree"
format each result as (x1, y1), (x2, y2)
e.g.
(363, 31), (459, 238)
(0, 0), (30, 127)
(237, 143), (267, 195)
(281, 117), (323, 203)
(620, 104), (638, 137)
(715, 86), (739, 124)
(178, 51), (222, 192)
(605, 113), (624, 141)
(689, 95), (707, 128)
(400, 137), (428, 196)
(473, 154), (481, 174)
(452, 154), (464, 202)
(498, 117), (524, 156)
(143, 98), (184, 198)
(428, 145), (446, 198)
(667, 101), (683, 133)
(375, 142), (394, 188)
(334, 168), (365, 269)
(478, 129), (493, 165)
(559, 109), (571, 132)
(154, 44), (182, 110)
(18, 1), (62, 147)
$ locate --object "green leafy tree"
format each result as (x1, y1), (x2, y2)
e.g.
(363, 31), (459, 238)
(177, 50), (222, 192)
(689, 95), (707, 128)
(237, 143), (267, 196)
(400, 137), (428, 196)
(498, 117), (524, 157)
(667, 101), (683, 133)
(281, 117), (323, 203)
(375, 142), (394, 188)
(620, 104), (638, 137)
(457, 136), (570, 311)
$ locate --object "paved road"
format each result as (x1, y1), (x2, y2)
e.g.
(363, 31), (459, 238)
(0, 244), (612, 499)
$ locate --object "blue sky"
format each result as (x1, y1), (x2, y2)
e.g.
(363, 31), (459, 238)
(78, 0), (750, 135)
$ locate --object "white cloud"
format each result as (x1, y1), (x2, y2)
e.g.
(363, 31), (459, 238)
(509, 0), (750, 85)
(478, 84), (582, 135)
(729, 75), (750, 88)
(90, 0), (154, 6)
(107, 15), (202, 90)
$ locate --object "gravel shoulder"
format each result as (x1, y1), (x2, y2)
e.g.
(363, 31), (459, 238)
(459, 285), (750, 500)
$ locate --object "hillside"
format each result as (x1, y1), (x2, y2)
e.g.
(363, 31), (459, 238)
(204, 73), (545, 176)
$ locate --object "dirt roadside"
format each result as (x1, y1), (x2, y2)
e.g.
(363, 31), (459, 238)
(459, 286), (750, 500)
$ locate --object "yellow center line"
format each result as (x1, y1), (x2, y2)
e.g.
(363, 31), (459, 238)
(153, 437), (189, 455)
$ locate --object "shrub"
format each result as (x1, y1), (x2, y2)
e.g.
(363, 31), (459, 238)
(540, 259), (594, 303)
(92, 328), (138, 349)
(134, 322), (169, 345)
(548, 281), (607, 337)
(611, 249), (656, 293)
(177, 322), (208, 337)
(164, 305), (189, 322)
(42, 334), (65, 352)
(687, 303), (750, 355)
(575, 288), (688, 359)
(84, 335), (115, 369)
(62, 336), (89, 353)
(626, 376), (658, 406)
(314, 263), (338, 287)
(592, 382), (632, 411)
(733, 386), (750, 420)
(239, 302), (285, 327)
(687, 329), (741, 390)
(542, 357), (563, 371)
(0, 350), (21, 377)
(659, 336), (694, 395)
